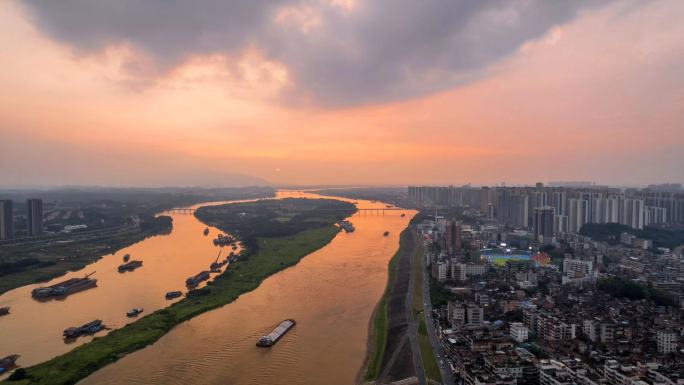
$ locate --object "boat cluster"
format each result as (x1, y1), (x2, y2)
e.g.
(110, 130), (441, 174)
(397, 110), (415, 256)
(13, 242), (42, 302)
(1, 232), (244, 377)
(213, 233), (237, 247)
(339, 220), (355, 233)
(63, 319), (105, 339)
(165, 248), (240, 300)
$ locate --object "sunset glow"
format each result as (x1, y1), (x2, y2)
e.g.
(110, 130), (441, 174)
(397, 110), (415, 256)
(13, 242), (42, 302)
(1, 0), (682, 187)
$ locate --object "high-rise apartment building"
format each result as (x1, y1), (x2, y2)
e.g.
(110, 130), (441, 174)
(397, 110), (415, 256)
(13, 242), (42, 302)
(0, 200), (13, 240)
(408, 185), (684, 233)
(619, 198), (645, 230)
(533, 206), (556, 244)
(26, 198), (43, 237)
(444, 219), (462, 255)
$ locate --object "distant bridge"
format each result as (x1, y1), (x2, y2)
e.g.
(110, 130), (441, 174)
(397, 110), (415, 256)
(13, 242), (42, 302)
(163, 208), (197, 215)
(163, 207), (405, 216)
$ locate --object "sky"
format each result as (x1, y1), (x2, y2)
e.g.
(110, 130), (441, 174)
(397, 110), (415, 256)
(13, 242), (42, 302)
(0, 0), (682, 187)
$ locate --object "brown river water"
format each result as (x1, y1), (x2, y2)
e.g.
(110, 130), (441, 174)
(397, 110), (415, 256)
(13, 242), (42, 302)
(0, 199), (248, 370)
(0, 191), (415, 384)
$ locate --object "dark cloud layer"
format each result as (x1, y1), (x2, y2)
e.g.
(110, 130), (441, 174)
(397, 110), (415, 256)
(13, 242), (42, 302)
(22, 0), (595, 106)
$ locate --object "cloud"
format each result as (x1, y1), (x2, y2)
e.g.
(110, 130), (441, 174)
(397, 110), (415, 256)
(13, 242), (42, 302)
(21, 0), (597, 106)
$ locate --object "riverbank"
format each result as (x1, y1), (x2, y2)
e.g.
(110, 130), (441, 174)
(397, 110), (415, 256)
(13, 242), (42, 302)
(361, 227), (417, 383)
(0, 188), (276, 296)
(361, 229), (402, 382)
(2, 199), (354, 385)
(0, 216), (172, 295)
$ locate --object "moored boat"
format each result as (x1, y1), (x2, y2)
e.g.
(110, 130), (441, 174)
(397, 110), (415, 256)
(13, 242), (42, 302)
(213, 233), (236, 246)
(123, 253), (130, 262)
(0, 307), (9, 316)
(383, 231), (390, 236)
(339, 220), (355, 233)
(165, 291), (183, 300)
(209, 250), (226, 272)
(126, 308), (144, 317)
(203, 227), (209, 236)
(118, 260), (143, 272)
(63, 319), (104, 339)
(0, 355), (19, 374)
(186, 271), (211, 287)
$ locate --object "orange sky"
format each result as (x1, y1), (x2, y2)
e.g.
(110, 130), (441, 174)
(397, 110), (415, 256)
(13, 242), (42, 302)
(0, 0), (683, 187)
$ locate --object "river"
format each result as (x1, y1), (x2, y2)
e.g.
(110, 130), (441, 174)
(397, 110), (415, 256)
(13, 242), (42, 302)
(0, 199), (246, 369)
(1, 191), (415, 384)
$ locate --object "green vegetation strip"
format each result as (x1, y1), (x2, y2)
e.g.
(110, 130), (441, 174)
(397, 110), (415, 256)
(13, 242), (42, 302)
(417, 315), (442, 383)
(364, 229), (406, 381)
(4, 199), (352, 385)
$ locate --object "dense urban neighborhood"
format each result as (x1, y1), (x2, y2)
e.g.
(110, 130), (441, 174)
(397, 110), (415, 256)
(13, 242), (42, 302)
(409, 183), (684, 385)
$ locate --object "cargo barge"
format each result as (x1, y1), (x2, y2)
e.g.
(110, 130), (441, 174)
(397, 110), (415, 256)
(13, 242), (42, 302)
(186, 271), (211, 288)
(0, 355), (19, 375)
(118, 260), (143, 272)
(31, 272), (97, 299)
(63, 319), (104, 339)
(256, 319), (296, 347)
(126, 308), (143, 317)
(165, 291), (183, 300)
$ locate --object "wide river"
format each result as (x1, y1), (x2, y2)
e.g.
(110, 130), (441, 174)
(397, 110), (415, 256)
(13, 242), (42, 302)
(0, 190), (415, 384)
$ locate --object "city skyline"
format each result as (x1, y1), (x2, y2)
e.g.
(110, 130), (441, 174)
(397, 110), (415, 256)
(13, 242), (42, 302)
(1, 0), (683, 187)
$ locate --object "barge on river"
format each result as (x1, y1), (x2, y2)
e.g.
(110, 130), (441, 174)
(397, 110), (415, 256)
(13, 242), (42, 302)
(118, 260), (143, 272)
(31, 272), (97, 299)
(186, 271), (211, 288)
(256, 319), (296, 347)
(165, 291), (183, 300)
(63, 319), (104, 339)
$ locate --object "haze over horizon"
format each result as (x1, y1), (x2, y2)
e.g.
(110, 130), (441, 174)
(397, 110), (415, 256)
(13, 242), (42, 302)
(1, 0), (683, 187)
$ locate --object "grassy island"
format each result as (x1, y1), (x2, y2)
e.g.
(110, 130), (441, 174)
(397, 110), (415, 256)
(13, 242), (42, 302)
(3, 198), (355, 385)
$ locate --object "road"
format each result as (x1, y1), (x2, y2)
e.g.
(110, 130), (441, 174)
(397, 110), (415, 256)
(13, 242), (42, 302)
(407, 229), (428, 385)
(417, 228), (456, 385)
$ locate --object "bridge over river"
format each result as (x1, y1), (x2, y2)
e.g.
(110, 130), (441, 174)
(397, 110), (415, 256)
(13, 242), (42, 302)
(164, 207), (404, 215)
